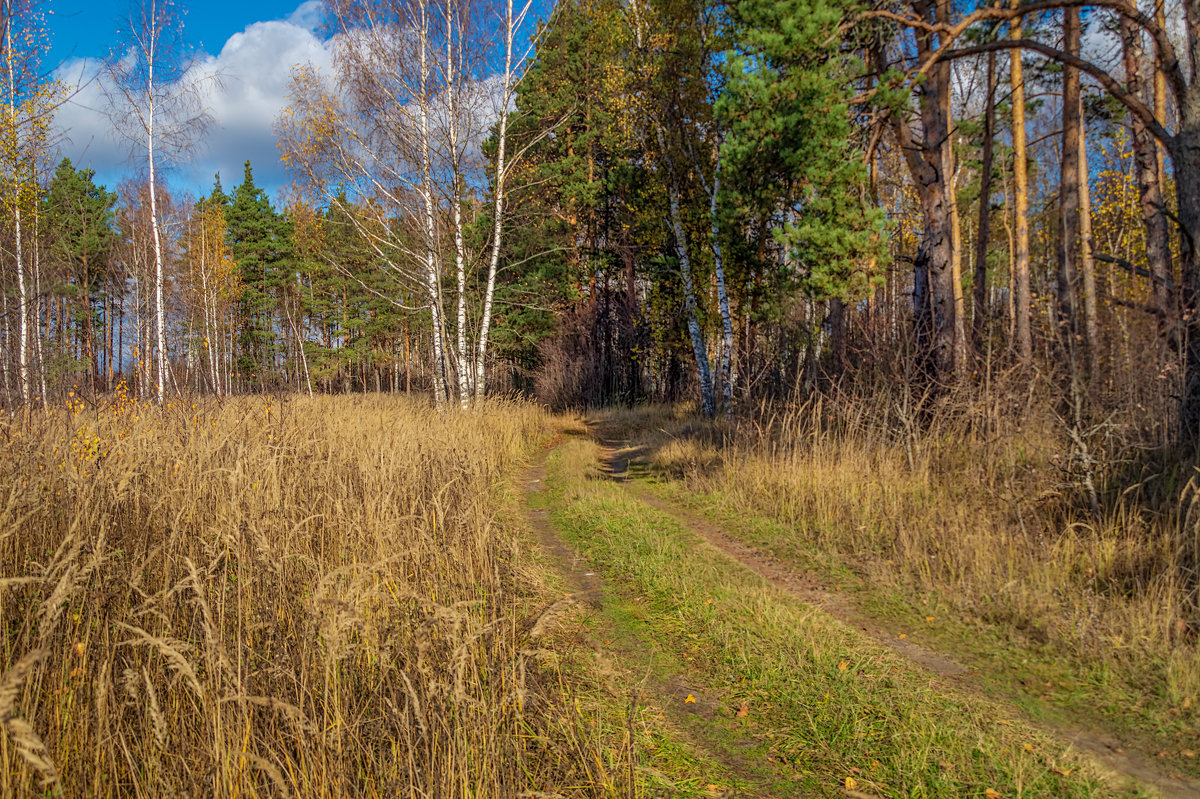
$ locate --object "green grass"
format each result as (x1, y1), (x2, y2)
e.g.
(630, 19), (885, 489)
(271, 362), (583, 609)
(634, 476), (1200, 780)
(542, 436), (1144, 799)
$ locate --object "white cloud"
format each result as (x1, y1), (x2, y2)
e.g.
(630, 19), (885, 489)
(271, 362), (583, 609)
(288, 0), (325, 32)
(51, 1), (334, 202)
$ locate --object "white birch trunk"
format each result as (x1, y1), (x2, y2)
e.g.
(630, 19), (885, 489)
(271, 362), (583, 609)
(32, 195), (45, 402)
(14, 202), (26, 405)
(667, 170), (715, 418)
(655, 119), (715, 417)
(146, 48), (167, 404)
(6, 8), (28, 405)
(295, 273), (312, 396)
(0, 289), (10, 401)
(475, 0), (524, 402)
(418, 0), (448, 406)
(453, 194), (468, 408)
(447, 4), (470, 410)
(707, 162), (734, 415)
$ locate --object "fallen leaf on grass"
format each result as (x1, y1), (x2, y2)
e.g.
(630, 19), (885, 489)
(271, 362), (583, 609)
(684, 694), (696, 704)
(898, 633), (907, 639)
(838, 661), (849, 671)
(985, 789), (1002, 799)
(844, 777), (858, 790)
(925, 616), (934, 622)
(1023, 744), (1034, 752)
(937, 760), (952, 770)
(1050, 767), (1073, 776)
(736, 704), (749, 717)
(1182, 749), (1197, 758)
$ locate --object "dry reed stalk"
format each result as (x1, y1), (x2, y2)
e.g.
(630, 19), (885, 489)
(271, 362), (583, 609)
(0, 394), (610, 797)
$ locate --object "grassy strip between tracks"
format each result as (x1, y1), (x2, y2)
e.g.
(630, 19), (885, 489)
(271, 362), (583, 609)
(542, 434), (1142, 799)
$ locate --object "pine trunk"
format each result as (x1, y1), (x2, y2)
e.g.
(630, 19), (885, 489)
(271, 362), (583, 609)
(1010, 4), (1032, 362)
(1175, 0), (1200, 440)
(1077, 87), (1099, 378)
(1057, 9), (1082, 358)
(973, 51), (996, 352)
(1119, 16), (1173, 322)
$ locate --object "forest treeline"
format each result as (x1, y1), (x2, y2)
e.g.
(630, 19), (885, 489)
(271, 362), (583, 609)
(1, 0), (1198, 438)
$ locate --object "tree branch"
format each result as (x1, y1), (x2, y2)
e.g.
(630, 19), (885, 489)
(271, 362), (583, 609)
(1094, 252), (1174, 289)
(860, 0), (1185, 103)
(942, 39), (1174, 152)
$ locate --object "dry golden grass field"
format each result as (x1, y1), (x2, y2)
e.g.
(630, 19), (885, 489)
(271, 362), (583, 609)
(0, 392), (611, 797)
(2, 391), (1198, 798)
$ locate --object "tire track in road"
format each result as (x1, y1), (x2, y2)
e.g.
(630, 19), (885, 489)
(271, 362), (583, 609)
(521, 435), (791, 798)
(591, 434), (1200, 799)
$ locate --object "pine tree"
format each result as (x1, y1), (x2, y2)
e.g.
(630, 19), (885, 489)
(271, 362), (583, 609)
(720, 0), (882, 309)
(43, 158), (118, 387)
(227, 161), (291, 381)
(498, 0), (646, 403)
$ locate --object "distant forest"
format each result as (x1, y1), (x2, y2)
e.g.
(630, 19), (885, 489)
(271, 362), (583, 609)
(2, 0), (1199, 439)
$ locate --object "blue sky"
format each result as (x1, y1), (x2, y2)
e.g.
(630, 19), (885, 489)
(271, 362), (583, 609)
(47, 0), (552, 206)
(48, 0), (310, 67)
(49, 0), (332, 203)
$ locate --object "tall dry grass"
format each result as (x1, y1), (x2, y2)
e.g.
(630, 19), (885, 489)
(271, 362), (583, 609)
(636, 382), (1200, 733)
(0, 390), (599, 797)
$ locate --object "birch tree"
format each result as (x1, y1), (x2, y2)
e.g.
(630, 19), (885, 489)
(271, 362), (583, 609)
(279, 0), (451, 405)
(1, 0), (55, 406)
(182, 200), (239, 395)
(626, 0), (717, 418)
(106, 0), (213, 404)
(280, 0), (536, 408)
(475, 0), (535, 401)
(2, 0), (29, 405)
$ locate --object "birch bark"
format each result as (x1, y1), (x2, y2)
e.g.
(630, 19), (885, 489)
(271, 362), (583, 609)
(417, 0), (449, 406)
(4, 3), (28, 404)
